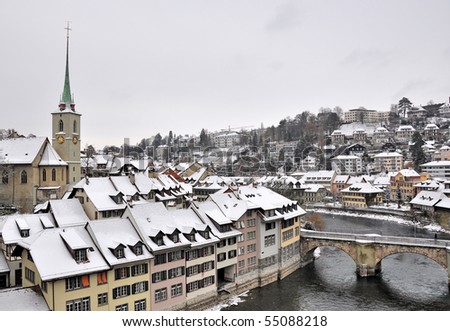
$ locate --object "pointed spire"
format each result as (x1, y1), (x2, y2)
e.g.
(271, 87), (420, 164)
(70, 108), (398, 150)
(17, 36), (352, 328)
(60, 22), (74, 109)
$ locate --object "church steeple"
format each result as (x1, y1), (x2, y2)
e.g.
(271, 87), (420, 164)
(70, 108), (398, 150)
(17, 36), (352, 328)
(59, 22), (75, 111)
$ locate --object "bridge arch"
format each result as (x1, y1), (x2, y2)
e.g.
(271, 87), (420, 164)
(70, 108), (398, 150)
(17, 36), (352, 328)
(375, 247), (448, 273)
(301, 238), (358, 266)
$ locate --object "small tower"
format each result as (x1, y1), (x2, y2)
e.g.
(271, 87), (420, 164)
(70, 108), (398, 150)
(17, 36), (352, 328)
(52, 22), (81, 185)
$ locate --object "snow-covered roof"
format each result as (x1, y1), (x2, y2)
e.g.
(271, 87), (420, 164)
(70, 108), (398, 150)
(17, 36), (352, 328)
(414, 179), (443, 190)
(125, 202), (191, 252)
(341, 182), (384, 194)
(0, 137), (46, 164)
(0, 288), (49, 311)
(238, 186), (306, 222)
(39, 142), (67, 166)
(87, 218), (153, 266)
(194, 201), (242, 240)
(110, 175), (139, 196)
(1, 214), (56, 245)
(373, 152), (403, 158)
(396, 125), (416, 132)
(333, 175), (351, 184)
(394, 169), (420, 178)
(303, 170), (336, 181)
(421, 161), (450, 167)
(332, 155), (360, 160)
(302, 184), (325, 193)
(373, 176), (390, 186)
(134, 173), (158, 194)
(50, 199), (90, 227)
(424, 123), (439, 130)
(74, 177), (127, 211)
(409, 191), (445, 207)
(209, 191), (249, 220)
(374, 127), (389, 133)
(19, 226), (109, 281)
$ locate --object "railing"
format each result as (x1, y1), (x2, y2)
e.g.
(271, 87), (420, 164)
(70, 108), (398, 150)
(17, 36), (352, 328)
(301, 230), (450, 249)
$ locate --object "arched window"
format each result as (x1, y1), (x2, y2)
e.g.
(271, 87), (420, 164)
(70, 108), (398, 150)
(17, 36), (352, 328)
(2, 170), (8, 184)
(59, 119), (64, 132)
(73, 120), (77, 133)
(20, 170), (27, 184)
(42, 169), (47, 182)
(52, 168), (56, 181)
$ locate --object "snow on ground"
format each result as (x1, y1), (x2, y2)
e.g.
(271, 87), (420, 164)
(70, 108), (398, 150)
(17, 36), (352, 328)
(0, 287), (48, 311)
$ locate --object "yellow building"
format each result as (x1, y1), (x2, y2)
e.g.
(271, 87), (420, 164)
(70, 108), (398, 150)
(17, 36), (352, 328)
(341, 182), (384, 208)
(389, 169), (427, 202)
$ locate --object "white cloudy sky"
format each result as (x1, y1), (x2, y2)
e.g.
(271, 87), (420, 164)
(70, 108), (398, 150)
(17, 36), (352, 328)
(1, 0), (449, 148)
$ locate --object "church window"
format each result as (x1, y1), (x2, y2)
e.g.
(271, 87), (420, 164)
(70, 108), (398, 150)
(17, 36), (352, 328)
(73, 120), (77, 133)
(52, 168), (56, 181)
(59, 119), (64, 132)
(21, 170), (27, 184)
(2, 170), (8, 184)
(42, 169), (47, 182)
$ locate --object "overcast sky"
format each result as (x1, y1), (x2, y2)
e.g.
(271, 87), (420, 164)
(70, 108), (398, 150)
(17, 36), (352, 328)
(1, 0), (450, 148)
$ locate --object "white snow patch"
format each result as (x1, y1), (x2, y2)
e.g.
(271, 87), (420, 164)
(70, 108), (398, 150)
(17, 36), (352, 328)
(206, 291), (249, 311)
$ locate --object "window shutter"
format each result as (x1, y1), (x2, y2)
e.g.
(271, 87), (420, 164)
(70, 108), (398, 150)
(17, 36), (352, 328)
(212, 276), (215, 284)
(144, 281), (149, 291)
(102, 272), (107, 283)
(132, 284), (137, 295)
(211, 261), (214, 269)
(162, 271), (167, 281)
(131, 266), (136, 277)
(126, 285), (131, 296)
(97, 273), (102, 284)
(181, 250), (185, 259)
(152, 274), (156, 283)
(115, 269), (120, 280)
(168, 253), (172, 262)
(144, 263), (148, 274)
(181, 267), (185, 276)
(126, 267), (130, 277)
(113, 288), (117, 299)
(81, 275), (90, 287)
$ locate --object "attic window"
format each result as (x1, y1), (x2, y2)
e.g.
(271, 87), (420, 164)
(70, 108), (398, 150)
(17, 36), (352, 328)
(20, 229), (30, 238)
(74, 249), (88, 263)
(185, 233), (196, 242)
(201, 231), (210, 239)
(170, 233), (179, 243)
(152, 236), (164, 246)
(115, 247), (125, 259)
(132, 243), (143, 256)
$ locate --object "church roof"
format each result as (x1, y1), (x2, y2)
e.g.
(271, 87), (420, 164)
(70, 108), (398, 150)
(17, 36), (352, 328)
(39, 141), (67, 166)
(0, 137), (47, 165)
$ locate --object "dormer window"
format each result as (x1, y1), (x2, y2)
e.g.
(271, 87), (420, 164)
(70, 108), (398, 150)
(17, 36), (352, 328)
(115, 247), (125, 259)
(170, 233), (179, 243)
(201, 231), (210, 239)
(20, 229), (30, 238)
(151, 235), (164, 247)
(74, 249), (88, 263)
(132, 243), (143, 256)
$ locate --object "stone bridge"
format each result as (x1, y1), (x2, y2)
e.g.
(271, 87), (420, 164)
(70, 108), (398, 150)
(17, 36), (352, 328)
(300, 230), (450, 283)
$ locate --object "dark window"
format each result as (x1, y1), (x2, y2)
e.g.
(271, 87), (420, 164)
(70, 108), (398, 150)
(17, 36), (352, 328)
(1, 170), (8, 184)
(52, 168), (56, 181)
(42, 169), (47, 182)
(20, 170), (27, 184)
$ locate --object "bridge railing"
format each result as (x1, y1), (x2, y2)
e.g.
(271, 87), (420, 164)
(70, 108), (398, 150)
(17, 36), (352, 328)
(301, 229), (450, 248)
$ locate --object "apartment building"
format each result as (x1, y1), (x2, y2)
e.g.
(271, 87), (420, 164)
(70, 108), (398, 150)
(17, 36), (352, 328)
(209, 190), (259, 290)
(340, 183), (384, 208)
(372, 127), (390, 145)
(373, 152), (403, 173)
(389, 169), (425, 202)
(123, 203), (191, 311)
(331, 155), (363, 175)
(395, 125), (416, 143)
(238, 186), (306, 284)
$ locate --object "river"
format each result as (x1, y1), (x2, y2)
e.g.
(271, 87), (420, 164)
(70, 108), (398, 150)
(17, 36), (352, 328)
(223, 212), (450, 311)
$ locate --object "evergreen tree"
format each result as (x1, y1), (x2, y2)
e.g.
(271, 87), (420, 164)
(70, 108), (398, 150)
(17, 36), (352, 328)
(411, 132), (426, 172)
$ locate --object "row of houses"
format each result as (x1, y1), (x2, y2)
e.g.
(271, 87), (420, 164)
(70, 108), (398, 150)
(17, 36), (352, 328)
(0, 185), (306, 311)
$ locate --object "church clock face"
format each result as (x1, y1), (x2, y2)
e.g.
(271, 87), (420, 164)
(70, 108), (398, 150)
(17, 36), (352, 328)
(57, 135), (65, 144)
(72, 136), (78, 145)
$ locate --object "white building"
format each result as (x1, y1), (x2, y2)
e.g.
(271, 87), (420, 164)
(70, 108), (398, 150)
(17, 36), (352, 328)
(373, 152), (403, 173)
(331, 155), (363, 175)
(420, 161), (450, 179)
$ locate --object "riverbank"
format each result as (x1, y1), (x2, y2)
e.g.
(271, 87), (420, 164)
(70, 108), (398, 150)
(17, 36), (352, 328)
(308, 206), (450, 234)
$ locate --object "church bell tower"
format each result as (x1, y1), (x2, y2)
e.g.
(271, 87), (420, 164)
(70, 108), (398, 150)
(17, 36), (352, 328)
(52, 23), (81, 184)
